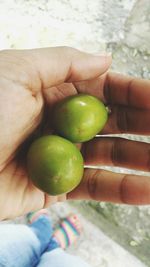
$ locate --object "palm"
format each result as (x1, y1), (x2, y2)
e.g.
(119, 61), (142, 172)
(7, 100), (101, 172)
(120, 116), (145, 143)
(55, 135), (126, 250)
(0, 75), (105, 219)
(0, 75), (101, 219)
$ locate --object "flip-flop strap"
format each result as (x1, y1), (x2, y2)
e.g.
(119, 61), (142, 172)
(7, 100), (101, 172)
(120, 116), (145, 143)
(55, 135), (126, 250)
(63, 218), (80, 236)
(59, 225), (70, 247)
(60, 218), (80, 247)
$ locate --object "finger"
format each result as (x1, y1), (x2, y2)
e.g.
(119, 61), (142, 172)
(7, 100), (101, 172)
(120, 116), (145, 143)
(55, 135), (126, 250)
(25, 47), (111, 89)
(102, 106), (150, 134)
(74, 72), (150, 109)
(41, 83), (78, 134)
(72, 73), (150, 135)
(82, 137), (150, 172)
(44, 83), (77, 108)
(68, 169), (150, 205)
(74, 74), (106, 100)
(104, 72), (150, 109)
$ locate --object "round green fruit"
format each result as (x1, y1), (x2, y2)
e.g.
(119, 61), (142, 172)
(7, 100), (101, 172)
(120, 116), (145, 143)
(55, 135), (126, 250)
(27, 135), (84, 196)
(53, 94), (108, 142)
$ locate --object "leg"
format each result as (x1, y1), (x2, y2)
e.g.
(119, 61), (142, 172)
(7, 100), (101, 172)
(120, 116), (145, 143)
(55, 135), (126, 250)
(0, 210), (52, 267)
(37, 248), (92, 267)
(0, 224), (41, 267)
(28, 209), (53, 254)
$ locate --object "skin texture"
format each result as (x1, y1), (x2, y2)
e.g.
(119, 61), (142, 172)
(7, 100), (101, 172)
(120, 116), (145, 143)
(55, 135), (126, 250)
(0, 46), (150, 220)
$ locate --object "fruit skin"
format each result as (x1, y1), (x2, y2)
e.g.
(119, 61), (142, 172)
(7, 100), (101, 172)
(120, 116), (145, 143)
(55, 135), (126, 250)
(27, 135), (84, 196)
(53, 94), (108, 143)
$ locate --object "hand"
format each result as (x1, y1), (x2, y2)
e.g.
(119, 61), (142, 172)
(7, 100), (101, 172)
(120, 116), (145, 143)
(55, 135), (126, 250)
(0, 47), (111, 220)
(69, 72), (150, 206)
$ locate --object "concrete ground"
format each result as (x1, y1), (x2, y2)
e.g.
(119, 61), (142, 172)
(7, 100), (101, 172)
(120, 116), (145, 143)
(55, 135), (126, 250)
(48, 202), (146, 267)
(12, 201), (146, 267)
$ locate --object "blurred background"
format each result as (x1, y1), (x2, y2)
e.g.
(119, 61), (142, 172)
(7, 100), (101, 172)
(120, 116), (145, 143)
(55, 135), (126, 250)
(0, 0), (150, 266)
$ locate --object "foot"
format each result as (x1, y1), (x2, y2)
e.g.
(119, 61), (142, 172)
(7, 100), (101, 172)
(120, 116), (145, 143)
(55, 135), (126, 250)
(52, 214), (82, 249)
(26, 209), (49, 224)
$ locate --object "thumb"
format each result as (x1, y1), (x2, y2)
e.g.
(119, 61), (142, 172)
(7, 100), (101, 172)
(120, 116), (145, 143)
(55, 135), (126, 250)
(26, 47), (111, 89)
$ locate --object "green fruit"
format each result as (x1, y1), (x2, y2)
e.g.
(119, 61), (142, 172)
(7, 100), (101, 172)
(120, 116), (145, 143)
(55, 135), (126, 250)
(27, 135), (84, 196)
(53, 94), (108, 142)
